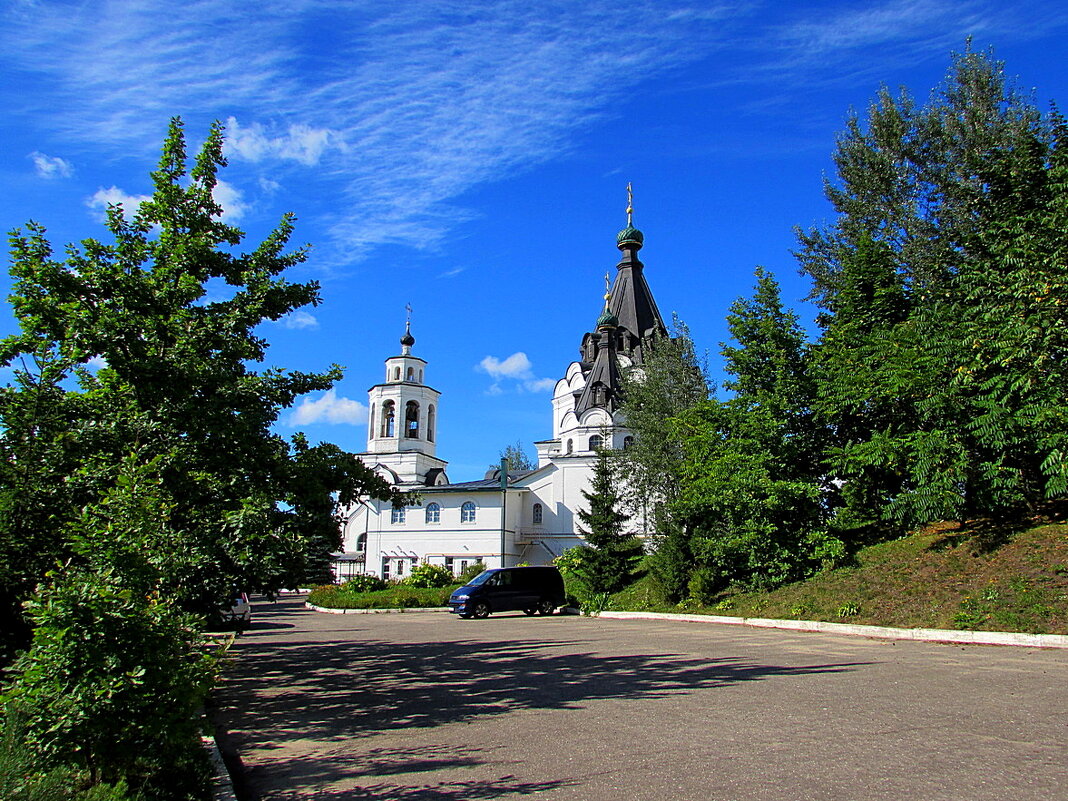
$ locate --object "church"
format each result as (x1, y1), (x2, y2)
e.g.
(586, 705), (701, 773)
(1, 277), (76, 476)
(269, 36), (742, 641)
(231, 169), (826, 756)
(334, 204), (668, 581)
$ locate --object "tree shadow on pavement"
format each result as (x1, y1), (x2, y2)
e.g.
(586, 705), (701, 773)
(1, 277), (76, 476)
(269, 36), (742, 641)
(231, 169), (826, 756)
(214, 598), (869, 799)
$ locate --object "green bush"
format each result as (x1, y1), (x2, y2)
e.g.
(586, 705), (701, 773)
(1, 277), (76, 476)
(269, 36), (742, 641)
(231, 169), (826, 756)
(2, 569), (216, 799)
(308, 584), (457, 609)
(0, 714), (137, 801)
(341, 574), (387, 593)
(401, 563), (455, 588)
(457, 560), (486, 584)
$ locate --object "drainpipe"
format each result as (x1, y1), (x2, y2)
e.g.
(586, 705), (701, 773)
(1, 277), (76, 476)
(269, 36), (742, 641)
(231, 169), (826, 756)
(500, 457), (508, 569)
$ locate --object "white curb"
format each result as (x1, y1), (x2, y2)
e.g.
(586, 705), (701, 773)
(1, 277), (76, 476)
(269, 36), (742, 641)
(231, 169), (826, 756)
(306, 602), (449, 614)
(598, 610), (1068, 649)
(202, 735), (238, 801)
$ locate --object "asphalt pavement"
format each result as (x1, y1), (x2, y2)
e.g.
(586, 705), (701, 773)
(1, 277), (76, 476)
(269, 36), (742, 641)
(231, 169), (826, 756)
(211, 596), (1068, 800)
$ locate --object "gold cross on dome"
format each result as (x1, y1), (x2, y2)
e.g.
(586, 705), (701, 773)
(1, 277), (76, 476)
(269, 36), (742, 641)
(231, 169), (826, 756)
(626, 182), (633, 226)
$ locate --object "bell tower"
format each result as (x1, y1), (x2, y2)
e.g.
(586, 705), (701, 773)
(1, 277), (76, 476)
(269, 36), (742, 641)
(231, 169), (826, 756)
(363, 315), (448, 486)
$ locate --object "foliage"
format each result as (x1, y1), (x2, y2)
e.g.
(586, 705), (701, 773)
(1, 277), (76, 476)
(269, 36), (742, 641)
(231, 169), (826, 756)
(665, 271), (842, 597)
(491, 441), (535, 472)
(457, 560), (486, 584)
(618, 316), (709, 541)
(0, 117), (400, 640)
(341, 574), (388, 593)
(2, 569), (215, 797)
(307, 583), (458, 609)
(0, 119), (400, 796)
(573, 444), (643, 594)
(0, 720), (136, 801)
(400, 562), (456, 588)
(800, 44), (1068, 527)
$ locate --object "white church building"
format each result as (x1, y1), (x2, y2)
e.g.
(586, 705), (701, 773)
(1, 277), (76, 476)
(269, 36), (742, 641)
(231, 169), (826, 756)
(334, 212), (668, 581)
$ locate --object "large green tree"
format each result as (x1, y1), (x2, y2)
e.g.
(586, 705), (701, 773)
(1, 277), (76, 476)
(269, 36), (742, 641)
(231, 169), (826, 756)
(0, 119), (400, 795)
(669, 270), (841, 598)
(801, 45), (1067, 527)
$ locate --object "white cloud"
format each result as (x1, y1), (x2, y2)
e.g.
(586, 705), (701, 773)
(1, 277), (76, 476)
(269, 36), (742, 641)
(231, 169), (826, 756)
(225, 116), (335, 166)
(290, 389), (368, 426)
(437, 266), (466, 279)
(86, 185), (150, 221)
(86, 355), (107, 370)
(523, 377), (557, 393)
(212, 178), (248, 222)
(29, 150), (72, 178)
(478, 352), (554, 394)
(479, 352), (533, 380)
(279, 310), (319, 330)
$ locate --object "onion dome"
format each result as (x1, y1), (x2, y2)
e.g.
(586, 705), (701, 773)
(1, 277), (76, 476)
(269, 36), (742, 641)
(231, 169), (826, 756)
(597, 307), (618, 329)
(616, 225), (644, 248)
(400, 321), (415, 349)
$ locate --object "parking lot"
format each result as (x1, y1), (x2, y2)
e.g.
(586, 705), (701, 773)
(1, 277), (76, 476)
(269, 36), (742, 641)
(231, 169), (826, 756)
(212, 596), (1068, 800)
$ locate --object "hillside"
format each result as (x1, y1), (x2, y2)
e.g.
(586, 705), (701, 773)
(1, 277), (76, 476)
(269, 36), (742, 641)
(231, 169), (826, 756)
(612, 517), (1068, 635)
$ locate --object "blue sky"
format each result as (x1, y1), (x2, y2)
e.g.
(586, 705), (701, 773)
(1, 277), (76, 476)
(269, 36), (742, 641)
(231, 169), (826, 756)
(3, 0), (1068, 481)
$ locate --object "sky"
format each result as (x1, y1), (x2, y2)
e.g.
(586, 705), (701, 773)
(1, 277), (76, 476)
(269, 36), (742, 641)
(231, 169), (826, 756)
(3, 0), (1068, 481)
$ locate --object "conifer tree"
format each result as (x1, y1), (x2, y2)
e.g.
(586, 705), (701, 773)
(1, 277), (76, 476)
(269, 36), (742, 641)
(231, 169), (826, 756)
(575, 442), (642, 595)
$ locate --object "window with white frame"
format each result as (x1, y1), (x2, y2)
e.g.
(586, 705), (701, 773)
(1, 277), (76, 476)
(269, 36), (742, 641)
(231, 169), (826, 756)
(391, 506), (406, 524)
(425, 502), (441, 524)
(461, 501), (476, 523)
(589, 434), (603, 451)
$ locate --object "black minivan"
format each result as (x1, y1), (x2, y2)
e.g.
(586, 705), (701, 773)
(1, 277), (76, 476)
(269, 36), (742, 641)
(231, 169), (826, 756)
(448, 566), (566, 619)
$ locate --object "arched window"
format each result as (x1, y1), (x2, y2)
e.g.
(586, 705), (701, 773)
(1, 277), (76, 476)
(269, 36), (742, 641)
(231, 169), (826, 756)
(425, 503), (440, 524)
(418, 369), (423, 383)
(589, 434), (603, 451)
(406, 367), (414, 381)
(393, 367), (400, 380)
(461, 501), (476, 523)
(381, 401), (395, 437)
(356, 533), (367, 551)
(368, 405), (375, 438)
(623, 436), (634, 450)
(532, 503), (543, 525)
(566, 439), (573, 454)
(391, 506), (406, 524)
(405, 400), (420, 438)
(427, 405), (436, 442)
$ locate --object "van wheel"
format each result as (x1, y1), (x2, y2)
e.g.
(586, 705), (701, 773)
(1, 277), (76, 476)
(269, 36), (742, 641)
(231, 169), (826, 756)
(523, 607), (537, 616)
(471, 601), (491, 619)
(537, 599), (555, 616)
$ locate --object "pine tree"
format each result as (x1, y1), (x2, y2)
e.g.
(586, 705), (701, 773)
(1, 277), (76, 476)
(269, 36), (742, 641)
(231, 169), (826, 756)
(575, 443), (642, 595)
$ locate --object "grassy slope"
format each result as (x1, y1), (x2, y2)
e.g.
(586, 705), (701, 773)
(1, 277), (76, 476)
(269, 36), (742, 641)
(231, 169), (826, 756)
(611, 520), (1068, 635)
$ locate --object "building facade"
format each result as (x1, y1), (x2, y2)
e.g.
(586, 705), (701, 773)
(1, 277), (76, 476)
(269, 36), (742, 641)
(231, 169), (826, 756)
(335, 213), (667, 580)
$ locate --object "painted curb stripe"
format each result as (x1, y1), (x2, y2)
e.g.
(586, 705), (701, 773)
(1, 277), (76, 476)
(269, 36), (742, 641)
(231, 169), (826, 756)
(598, 610), (1068, 649)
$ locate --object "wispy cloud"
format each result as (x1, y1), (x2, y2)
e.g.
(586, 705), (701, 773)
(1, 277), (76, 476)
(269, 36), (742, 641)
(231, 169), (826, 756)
(437, 266), (466, 279)
(278, 310), (319, 330)
(212, 179), (248, 222)
(477, 352), (555, 394)
(0, 1), (742, 266)
(29, 151), (73, 178)
(289, 389), (368, 426)
(6, 1), (1066, 267)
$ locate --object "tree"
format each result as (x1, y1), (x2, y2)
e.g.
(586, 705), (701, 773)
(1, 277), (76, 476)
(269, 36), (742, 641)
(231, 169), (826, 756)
(491, 440), (535, 472)
(573, 443), (642, 595)
(0, 119), (401, 795)
(667, 270), (841, 598)
(800, 44), (1066, 527)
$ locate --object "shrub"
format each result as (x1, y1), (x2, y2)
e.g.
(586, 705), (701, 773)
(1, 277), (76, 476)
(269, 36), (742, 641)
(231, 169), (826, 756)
(457, 560), (486, 584)
(2, 569), (216, 799)
(401, 563), (455, 588)
(341, 574), (387, 593)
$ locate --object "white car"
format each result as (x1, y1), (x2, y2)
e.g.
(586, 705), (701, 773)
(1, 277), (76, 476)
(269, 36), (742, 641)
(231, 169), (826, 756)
(219, 591), (251, 631)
